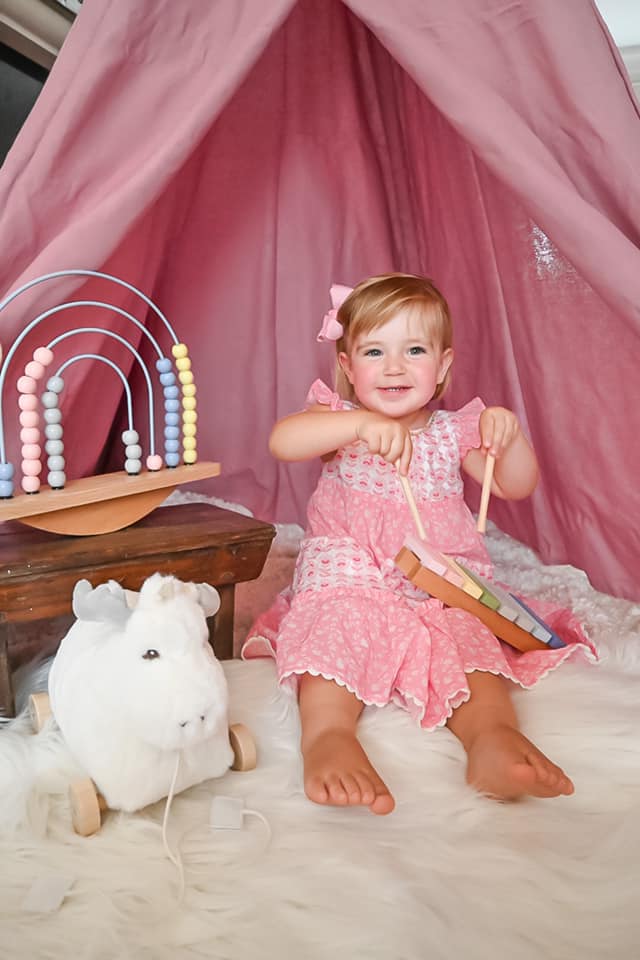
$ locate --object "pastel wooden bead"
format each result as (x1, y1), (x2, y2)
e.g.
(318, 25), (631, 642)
(46, 376), (64, 393)
(165, 452), (180, 467)
(47, 455), (65, 472)
(33, 347), (53, 366)
(47, 471), (66, 488)
(19, 411), (39, 428)
(20, 428), (40, 444)
(17, 376), (37, 394)
(121, 429), (139, 445)
(21, 443), (42, 460)
(45, 424), (63, 441)
(44, 408), (62, 424)
(182, 397), (196, 411)
(183, 437), (196, 451)
(164, 426), (180, 440)
(25, 361), (45, 379)
(160, 372), (176, 386)
(125, 459), (142, 475)
(155, 357), (172, 373)
(0, 463), (14, 480)
(178, 370), (194, 385)
(22, 460), (42, 477)
(45, 440), (64, 456)
(0, 480), (13, 498)
(164, 439), (180, 453)
(164, 386), (179, 400)
(182, 383), (196, 398)
(183, 449), (197, 464)
(171, 343), (188, 359)
(21, 476), (40, 493)
(146, 454), (163, 471)
(183, 423), (196, 437)
(125, 444), (142, 459)
(165, 399), (180, 413)
(183, 411), (197, 424)
(18, 394), (38, 411)
(176, 357), (191, 371)
(41, 391), (59, 408)
(165, 413), (180, 427)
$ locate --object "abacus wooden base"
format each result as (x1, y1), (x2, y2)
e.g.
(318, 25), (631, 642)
(0, 502), (276, 717)
(0, 462), (221, 536)
(395, 546), (548, 653)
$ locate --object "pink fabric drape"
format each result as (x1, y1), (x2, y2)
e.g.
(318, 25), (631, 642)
(0, 0), (638, 599)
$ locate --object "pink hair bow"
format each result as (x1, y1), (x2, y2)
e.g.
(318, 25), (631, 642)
(316, 284), (353, 342)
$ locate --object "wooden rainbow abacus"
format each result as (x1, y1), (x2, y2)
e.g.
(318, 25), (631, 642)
(396, 460), (565, 654)
(0, 269), (220, 535)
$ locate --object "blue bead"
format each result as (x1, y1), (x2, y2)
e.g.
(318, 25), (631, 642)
(164, 412), (180, 426)
(163, 385), (179, 399)
(159, 372), (176, 387)
(165, 452), (180, 468)
(164, 439), (180, 453)
(0, 480), (14, 498)
(164, 426), (180, 440)
(164, 399), (180, 413)
(0, 462), (14, 480)
(155, 357), (172, 373)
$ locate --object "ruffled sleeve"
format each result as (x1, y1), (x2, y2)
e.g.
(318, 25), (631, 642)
(446, 397), (485, 460)
(305, 379), (351, 411)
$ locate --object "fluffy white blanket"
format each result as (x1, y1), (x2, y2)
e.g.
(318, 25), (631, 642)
(1, 513), (639, 960)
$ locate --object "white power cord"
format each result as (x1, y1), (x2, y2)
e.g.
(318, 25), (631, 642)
(161, 753), (271, 902)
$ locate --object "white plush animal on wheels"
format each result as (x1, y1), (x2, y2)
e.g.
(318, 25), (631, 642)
(29, 573), (256, 836)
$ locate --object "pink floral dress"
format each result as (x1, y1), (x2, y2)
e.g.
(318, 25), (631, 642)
(243, 381), (596, 729)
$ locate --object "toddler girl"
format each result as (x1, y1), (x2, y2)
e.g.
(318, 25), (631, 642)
(243, 273), (595, 815)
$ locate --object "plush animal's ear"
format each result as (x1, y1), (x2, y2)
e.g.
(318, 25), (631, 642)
(72, 579), (132, 625)
(195, 583), (221, 618)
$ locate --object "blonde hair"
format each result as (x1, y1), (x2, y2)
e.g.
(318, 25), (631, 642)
(334, 273), (453, 402)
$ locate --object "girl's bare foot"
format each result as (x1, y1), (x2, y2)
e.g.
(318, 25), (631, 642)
(302, 729), (395, 815)
(466, 724), (574, 800)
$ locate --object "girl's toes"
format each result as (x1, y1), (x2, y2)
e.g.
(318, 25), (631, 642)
(326, 774), (349, 804)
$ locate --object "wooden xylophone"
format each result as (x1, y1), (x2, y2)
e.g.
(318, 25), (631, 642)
(395, 534), (565, 654)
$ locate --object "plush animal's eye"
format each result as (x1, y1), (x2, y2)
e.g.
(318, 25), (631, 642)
(142, 649), (160, 660)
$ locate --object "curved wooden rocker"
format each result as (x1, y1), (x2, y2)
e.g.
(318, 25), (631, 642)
(0, 461), (220, 536)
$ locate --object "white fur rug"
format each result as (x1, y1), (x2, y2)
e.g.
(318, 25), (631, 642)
(1, 505), (640, 960)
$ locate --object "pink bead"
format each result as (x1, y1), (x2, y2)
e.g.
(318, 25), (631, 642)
(18, 394), (38, 411)
(17, 376), (37, 394)
(33, 347), (53, 366)
(21, 476), (40, 493)
(20, 429), (40, 445)
(21, 460), (42, 477)
(19, 411), (39, 428)
(25, 360), (45, 380)
(146, 454), (163, 471)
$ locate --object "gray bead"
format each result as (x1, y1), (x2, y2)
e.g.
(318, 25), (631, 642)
(46, 376), (64, 394)
(44, 424), (63, 441)
(47, 455), (65, 472)
(125, 444), (142, 459)
(41, 391), (59, 409)
(45, 439), (64, 456)
(47, 470), (66, 488)
(44, 408), (62, 424)
(124, 458), (142, 475)
(122, 429), (139, 445)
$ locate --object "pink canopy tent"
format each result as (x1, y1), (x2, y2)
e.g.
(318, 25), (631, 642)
(0, 0), (638, 599)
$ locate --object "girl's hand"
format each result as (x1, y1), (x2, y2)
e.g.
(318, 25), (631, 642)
(356, 412), (413, 475)
(479, 407), (520, 458)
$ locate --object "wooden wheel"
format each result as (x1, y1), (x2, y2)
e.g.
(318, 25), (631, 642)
(28, 692), (52, 732)
(69, 778), (103, 836)
(229, 723), (257, 771)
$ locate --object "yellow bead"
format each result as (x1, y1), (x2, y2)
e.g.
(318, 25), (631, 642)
(183, 410), (197, 424)
(172, 343), (188, 359)
(182, 396), (196, 411)
(182, 384), (196, 397)
(176, 357), (191, 371)
(183, 449), (197, 464)
(183, 437), (196, 450)
(178, 370), (194, 385)
(183, 423), (197, 437)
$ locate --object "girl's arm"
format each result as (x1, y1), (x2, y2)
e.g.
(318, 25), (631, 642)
(462, 406), (539, 500)
(269, 405), (413, 474)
